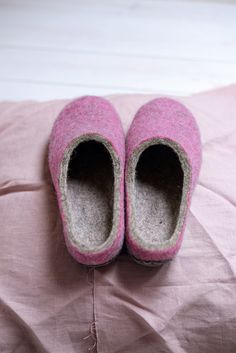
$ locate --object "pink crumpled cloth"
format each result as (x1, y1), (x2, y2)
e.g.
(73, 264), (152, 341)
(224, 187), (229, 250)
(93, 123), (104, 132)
(0, 86), (236, 353)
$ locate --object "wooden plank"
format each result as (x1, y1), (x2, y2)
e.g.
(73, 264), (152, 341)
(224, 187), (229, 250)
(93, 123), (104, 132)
(0, 0), (236, 99)
(0, 0), (236, 61)
(1, 47), (235, 100)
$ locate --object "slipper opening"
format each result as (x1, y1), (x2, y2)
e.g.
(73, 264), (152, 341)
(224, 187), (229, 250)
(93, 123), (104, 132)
(134, 144), (184, 243)
(67, 140), (114, 250)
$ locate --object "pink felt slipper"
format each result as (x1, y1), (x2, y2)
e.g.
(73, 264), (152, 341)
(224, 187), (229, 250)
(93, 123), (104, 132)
(125, 98), (201, 265)
(49, 96), (125, 266)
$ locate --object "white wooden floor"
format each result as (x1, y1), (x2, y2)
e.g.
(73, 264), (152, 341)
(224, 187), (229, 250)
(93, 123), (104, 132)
(0, 0), (236, 100)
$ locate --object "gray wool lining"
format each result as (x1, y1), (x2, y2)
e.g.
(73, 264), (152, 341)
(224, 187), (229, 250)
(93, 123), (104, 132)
(127, 138), (191, 251)
(59, 134), (121, 253)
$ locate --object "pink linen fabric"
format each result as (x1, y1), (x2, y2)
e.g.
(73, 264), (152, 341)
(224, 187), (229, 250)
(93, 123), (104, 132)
(125, 98), (202, 262)
(0, 86), (236, 352)
(49, 96), (125, 266)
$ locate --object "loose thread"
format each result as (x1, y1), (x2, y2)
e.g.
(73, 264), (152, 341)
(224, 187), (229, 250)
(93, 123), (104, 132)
(83, 321), (97, 352)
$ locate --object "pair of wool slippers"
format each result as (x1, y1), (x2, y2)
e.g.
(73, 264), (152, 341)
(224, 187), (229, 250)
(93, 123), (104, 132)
(49, 96), (201, 267)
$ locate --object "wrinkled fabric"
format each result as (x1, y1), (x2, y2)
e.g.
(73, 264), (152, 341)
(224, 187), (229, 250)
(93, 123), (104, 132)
(0, 86), (236, 353)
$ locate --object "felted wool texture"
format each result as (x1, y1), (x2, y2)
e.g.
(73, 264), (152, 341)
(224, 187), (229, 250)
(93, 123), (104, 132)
(125, 97), (201, 264)
(49, 96), (125, 266)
